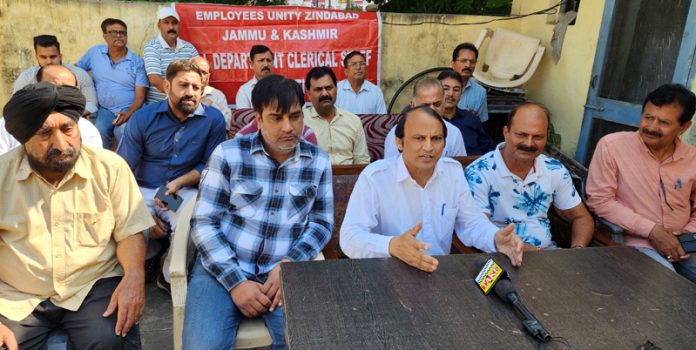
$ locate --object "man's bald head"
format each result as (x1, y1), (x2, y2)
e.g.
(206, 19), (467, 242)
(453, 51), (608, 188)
(191, 56), (211, 88)
(36, 64), (77, 87)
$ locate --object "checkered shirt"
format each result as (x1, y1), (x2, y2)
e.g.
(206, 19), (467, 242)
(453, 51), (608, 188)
(192, 132), (333, 291)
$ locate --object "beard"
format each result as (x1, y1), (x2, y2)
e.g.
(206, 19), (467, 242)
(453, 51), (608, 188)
(175, 95), (199, 114)
(27, 144), (80, 174)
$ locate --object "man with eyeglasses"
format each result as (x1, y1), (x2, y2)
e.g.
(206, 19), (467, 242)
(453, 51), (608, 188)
(335, 50), (387, 114)
(586, 84), (696, 283)
(13, 35), (98, 117)
(438, 69), (494, 156)
(383, 77), (467, 158)
(451, 43), (489, 123)
(76, 18), (148, 149)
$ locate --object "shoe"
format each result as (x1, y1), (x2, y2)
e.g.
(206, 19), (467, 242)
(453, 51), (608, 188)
(156, 271), (171, 295)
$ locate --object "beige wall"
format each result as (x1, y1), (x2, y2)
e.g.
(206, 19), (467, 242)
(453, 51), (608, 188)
(379, 12), (519, 112)
(0, 0), (162, 107)
(380, 1), (610, 155)
(512, 0), (604, 156)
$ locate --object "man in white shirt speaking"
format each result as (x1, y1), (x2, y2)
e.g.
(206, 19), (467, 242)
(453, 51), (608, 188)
(340, 105), (523, 272)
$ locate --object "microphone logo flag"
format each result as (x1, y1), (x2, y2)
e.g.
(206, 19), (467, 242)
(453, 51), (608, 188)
(474, 259), (507, 295)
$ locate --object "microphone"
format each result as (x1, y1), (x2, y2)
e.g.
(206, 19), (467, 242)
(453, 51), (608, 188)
(473, 256), (551, 342)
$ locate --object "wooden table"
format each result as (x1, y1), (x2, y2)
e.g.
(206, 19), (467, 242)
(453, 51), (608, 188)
(281, 247), (696, 349)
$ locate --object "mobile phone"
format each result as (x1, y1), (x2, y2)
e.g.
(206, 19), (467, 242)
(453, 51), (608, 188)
(678, 233), (696, 253)
(154, 186), (183, 212)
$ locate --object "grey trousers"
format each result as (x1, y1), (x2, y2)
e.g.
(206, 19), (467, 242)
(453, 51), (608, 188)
(0, 277), (141, 350)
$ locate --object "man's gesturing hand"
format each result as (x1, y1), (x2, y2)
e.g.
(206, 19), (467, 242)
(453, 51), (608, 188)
(231, 280), (272, 318)
(388, 222), (439, 272)
(494, 223), (523, 267)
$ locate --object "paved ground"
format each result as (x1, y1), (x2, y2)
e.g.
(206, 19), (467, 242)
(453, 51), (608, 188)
(141, 283), (174, 350)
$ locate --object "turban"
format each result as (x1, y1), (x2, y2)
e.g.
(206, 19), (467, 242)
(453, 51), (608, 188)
(3, 82), (86, 144)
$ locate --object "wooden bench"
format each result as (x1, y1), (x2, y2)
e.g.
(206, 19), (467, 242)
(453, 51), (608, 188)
(325, 156), (617, 259)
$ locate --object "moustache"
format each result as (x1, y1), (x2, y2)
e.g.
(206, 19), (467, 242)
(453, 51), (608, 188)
(642, 128), (663, 138)
(517, 144), (538, 153)
(262, 67), (271, 71)
(462, 68), (472, 73)
(167, 29), (177, 34)
(46, 147), (75, 160)
(319, 95), (332, 102)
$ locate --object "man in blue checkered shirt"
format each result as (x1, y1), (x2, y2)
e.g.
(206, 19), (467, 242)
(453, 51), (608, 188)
(183, 74), (333, 349)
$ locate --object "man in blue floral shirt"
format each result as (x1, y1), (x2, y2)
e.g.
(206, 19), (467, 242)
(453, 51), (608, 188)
(465, 102), (594, 250)
(183, 75), (333, 349)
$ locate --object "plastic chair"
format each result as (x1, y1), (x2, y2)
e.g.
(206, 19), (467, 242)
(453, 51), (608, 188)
(473, 28), (545, 88)
(169, 198), (324, 349)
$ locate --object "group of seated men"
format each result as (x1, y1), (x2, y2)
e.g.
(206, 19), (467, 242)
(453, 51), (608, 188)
(1, 5), (696, 350)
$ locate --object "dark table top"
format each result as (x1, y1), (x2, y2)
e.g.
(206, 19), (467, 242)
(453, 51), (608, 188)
(281, 246), (696, 349)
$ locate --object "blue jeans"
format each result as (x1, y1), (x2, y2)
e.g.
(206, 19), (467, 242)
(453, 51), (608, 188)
(95, 107), (126, 149)
(182, 258), (286, 350)
(637, 247), (696, 283)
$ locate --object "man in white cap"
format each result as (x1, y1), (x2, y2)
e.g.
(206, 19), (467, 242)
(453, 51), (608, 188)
(143, 6), (199, 103)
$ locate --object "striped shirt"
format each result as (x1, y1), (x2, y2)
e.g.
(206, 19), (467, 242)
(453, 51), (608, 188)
(191, 133), (333, 291)
(143, 34), (198, 103)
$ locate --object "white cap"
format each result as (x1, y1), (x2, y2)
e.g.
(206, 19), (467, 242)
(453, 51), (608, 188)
(158, 7), (180, 21)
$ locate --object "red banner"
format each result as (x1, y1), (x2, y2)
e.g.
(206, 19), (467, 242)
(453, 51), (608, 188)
(174, 4), (381, 104)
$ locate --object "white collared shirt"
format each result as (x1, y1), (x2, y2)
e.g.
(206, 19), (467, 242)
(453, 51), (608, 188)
(335, 79), (387, 114)
(202, 85), (231, 128)
(383, 119), (467, 158)
(340, 155), (498, 258)
(235, 77), (258, 109)
(465, 144), (581, 247)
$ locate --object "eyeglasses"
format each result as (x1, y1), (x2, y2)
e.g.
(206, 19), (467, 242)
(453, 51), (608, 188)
(348, 61), (367, 68)
(106, 30), (128, 37)
(455, 58), (477, 65)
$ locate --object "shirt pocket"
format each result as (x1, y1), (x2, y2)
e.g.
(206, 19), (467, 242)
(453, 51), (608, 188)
(287, 183), (318, 220)
(75, 212), (115, 247)
(229, 180), (263, 218)
(433, 207), (458, 254)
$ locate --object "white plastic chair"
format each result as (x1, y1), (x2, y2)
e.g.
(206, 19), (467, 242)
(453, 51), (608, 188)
(169, 198), (324, 349)
(473, 28), (545, 88)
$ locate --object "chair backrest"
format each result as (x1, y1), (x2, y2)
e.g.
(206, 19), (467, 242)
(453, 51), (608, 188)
(358, 113), (401, 161)
(481, 28), (541, 80)
(228, 109), (399, 161)
(228, 108), (257, 139)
